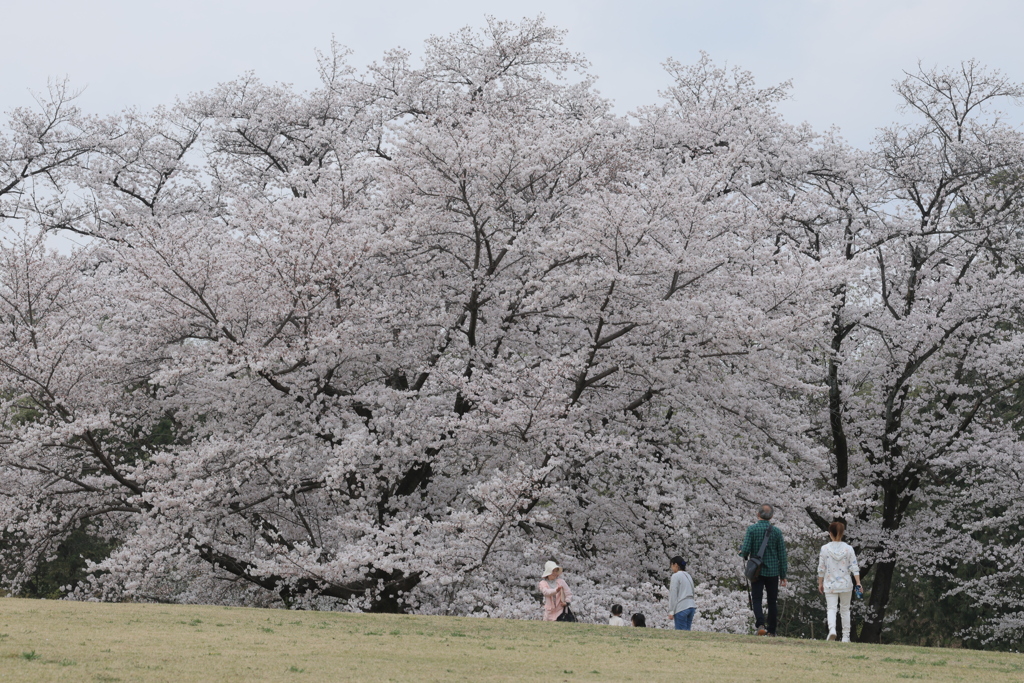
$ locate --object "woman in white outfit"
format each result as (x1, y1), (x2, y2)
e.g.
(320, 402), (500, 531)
(817, 521), (862, 642)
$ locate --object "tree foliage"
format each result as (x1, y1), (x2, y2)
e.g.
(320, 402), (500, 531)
(1, 19), (1022, 647)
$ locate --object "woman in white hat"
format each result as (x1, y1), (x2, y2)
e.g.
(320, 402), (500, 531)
(538, 560), (573, 621)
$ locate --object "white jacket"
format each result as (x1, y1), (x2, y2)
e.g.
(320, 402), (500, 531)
(817, 541), (860, 594)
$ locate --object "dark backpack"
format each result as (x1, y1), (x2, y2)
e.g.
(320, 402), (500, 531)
(744, 524), (774, 582)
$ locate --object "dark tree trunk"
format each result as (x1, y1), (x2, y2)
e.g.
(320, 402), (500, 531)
(198, 544), (421, 612)
(856, 481), (915, 642)
(827, 293), (853, 490)
(858, 559), (896, 643)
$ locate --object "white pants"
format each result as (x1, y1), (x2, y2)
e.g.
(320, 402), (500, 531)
(825, 591), (852, 640)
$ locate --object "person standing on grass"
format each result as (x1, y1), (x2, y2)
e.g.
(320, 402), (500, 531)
(631, 613), (647, 627)
(538, 560), (573, 621)
(817, 521), (861, 643)
(667, 556), (696, 630)
(609, 604), (627, 626)
(739, 503), (788, 636)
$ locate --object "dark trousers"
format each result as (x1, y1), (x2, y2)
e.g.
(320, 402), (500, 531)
(751, 575), (780, 634)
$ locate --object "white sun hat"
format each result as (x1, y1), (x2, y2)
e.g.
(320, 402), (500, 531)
(542, 561), (561, 578)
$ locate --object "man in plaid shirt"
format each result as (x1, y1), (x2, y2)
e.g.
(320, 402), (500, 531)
(740, 503), (788, 636)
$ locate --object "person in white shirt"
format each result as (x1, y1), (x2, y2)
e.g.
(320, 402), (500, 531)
(817, 521), (862, 642)
(608, 603), (626, 626)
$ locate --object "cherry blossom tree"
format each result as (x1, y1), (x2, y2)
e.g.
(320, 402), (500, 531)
(790, 61), (1024, 644)
(3, 19), (1021, 646)
(1, 19), (830, 623)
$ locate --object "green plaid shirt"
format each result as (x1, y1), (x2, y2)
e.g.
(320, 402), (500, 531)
(739, 520), (788, 579)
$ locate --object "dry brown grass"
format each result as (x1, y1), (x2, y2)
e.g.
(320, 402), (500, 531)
(1, 597), (1021, 682)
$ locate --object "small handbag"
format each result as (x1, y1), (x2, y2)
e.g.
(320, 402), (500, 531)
(744, 523), (774, 582)
(556, 605), (577, 622)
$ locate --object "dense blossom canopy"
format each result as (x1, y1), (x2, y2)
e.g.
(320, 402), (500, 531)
(1, 19), (1022, 644)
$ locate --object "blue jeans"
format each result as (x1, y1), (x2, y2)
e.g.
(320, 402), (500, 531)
(673, 607), (696, 630)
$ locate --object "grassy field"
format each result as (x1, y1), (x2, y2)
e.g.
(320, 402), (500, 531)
(1, 598), (1022, 682)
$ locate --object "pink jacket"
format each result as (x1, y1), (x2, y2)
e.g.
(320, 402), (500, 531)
(538, 577), (572, 621)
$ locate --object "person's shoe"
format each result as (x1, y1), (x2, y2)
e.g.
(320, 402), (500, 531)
(827, 631), (837, 641)
(756, 628), (768, 636)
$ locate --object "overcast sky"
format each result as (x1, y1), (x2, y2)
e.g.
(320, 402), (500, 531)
(3, 0), (1023, 147)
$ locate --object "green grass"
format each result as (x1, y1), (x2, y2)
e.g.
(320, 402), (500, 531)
(0, 598), (1021, 681)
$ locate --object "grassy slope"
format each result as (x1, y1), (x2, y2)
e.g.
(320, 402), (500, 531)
(1, 598), (1022, 682)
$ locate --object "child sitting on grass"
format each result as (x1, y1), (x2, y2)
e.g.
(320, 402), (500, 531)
(608, 604), (626, 626)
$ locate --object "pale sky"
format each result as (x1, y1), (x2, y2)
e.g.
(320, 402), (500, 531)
(3, 0), (1023, 147)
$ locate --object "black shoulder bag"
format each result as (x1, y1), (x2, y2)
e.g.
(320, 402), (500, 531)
(556, 605), (577, 622)
(744, 523), (774, 582)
